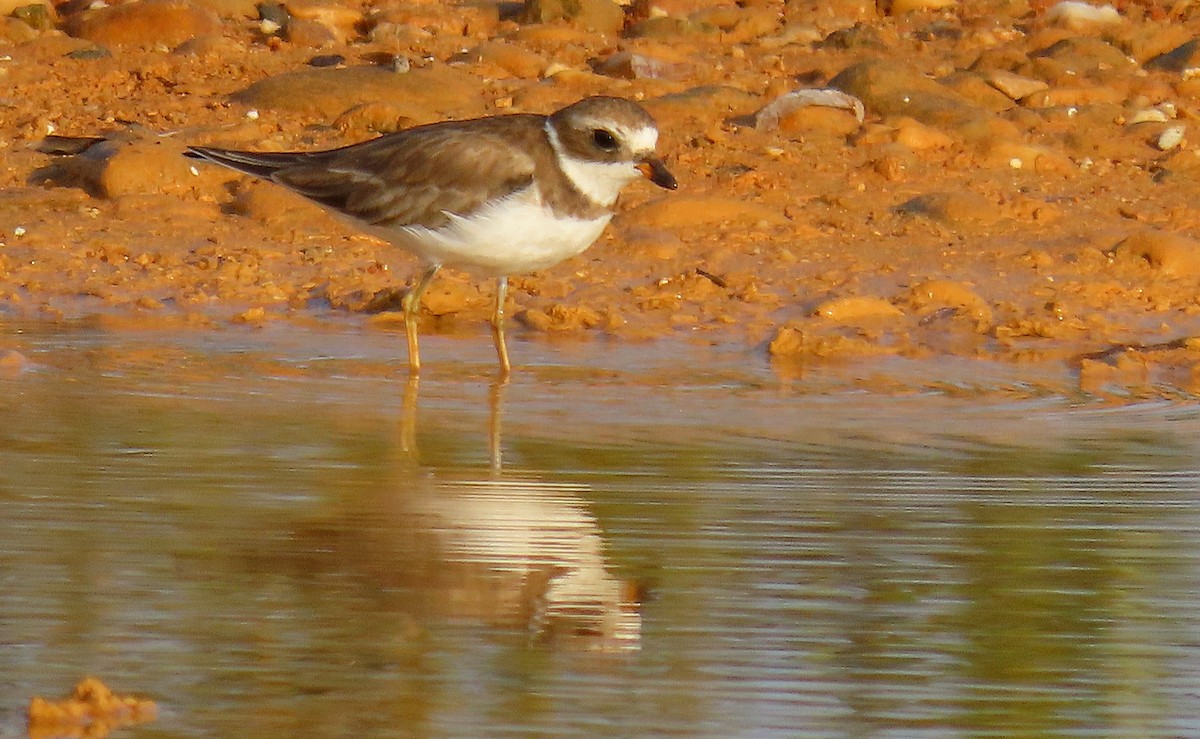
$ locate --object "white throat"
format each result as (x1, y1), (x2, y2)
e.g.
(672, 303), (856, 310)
(545, 121), (646, 208)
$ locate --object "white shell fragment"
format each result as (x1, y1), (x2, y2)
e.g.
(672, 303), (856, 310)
(1157, 124), (1186, 151)
(754, 88), (866, 131)
(1046, 1), (1122, 28)
(1129, 109), (1169, 125)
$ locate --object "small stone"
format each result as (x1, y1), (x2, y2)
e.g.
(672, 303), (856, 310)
(0, 0), (48, 17)
(1045, 1), (1121, 31)
(12, 3), (55, 31)
(873, 153), (907, 181)
(1157, 124), (1186, 151)
(32, 135), (203, 200)
(907, 280), (993, 327)
(1020, 85), (1124, 108)
(1032, 36), (1134, 78)
(592, 50), (694, 81)
(233, 306), (268, 323)
(231, 65), (481, 121)
(456, 41), (546, 78)
(333, 102), (420, 136)
(285, 1), (362, 42)
(818, 22), (885, 51)
(1146, 39), (1200, 73)
(256, 1), (289, 26)
(813, 295), (903, 323)
(689, 6), (779, 42)
(830, 59), (992, 129)
(892, 117), (953, 150)
(65, 45), (111, 60)
(308, 53), (345, 67)
(284, 17), (336, 47)
(984, 70), (1048, 101)
(65, 0), (221, 47)
(1112, 230), (1200, 276)
(0, 14), (39, 42)
(171, 34), (242, 57)
(521, 0), (624, 33)
(897, 191), (1001, 227)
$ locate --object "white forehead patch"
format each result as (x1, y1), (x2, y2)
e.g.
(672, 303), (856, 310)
(620, 124), (658, 154)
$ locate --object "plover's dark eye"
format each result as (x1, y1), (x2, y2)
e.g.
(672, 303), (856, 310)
(592, 129), (618, 150)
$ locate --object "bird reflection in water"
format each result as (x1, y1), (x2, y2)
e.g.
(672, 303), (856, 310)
(315, 376), (644, 652)
(398, 376), (641, 650)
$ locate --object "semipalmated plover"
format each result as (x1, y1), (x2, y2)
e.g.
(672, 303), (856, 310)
(186, 96), (677, 375)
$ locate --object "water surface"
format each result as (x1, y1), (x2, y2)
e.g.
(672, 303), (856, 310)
(2, 322), (1200, 737)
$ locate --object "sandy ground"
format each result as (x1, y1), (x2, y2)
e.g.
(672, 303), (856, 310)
(3, 0), (1200, 393)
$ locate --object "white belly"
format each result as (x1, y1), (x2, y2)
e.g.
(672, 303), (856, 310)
(379, 186), (612, 276)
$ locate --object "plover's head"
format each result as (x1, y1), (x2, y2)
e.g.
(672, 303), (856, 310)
(546, 96), (678, 207)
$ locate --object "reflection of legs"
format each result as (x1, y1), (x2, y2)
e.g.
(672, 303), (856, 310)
(488, 376), (506, 471)
(400, 375), (419, 458)
(401, 264), (441, 373)
(491, 276), (511, 376)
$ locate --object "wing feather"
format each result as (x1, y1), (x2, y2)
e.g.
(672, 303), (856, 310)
(188, 117), (543, 230)
(276, 123), (539, 229)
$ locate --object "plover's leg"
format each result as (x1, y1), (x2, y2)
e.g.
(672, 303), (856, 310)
(488, 378), (506, 471)
(402, 263), (441, 372)
(491, 276), (511, 376)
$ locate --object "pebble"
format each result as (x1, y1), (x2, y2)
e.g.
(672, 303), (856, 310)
(813, 295), (903, 323)
(456, 41), (547, 78)
(2, 16), (41, 43)
(1157, 124), (1186, 151)
(593, 50), (694, 81)
(689, 6), (778, 43)
(766, 325), (895, 360)
(520, 0), (624, 33)
(285, 1), (362, 43)
(1033, 36), (1135, 79)
(1146, 38), (1200, 73)
(984, 70), (1048, 101)
(0, 0), (50, 18)
(1112, 230), (1200, 276)
(518, 304), (606, 332)
(892, 118), (953, 150)
(231, 65), (481, 121)
(1045, 1), (1122, 32)
(830, 59), (992, 130)
(65, 0), (221, 47)
(897, 191), (1001, 227)
(332, 102), (419, 136)
(0, 349), (30, 376)
(284, 17), (336, 47)
(907, 280), (993, 328)
(11, 2), (55, 30)
(33, 135), (205, 200)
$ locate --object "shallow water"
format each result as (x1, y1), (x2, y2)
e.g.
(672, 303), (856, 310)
(3, 322), (1200, 737)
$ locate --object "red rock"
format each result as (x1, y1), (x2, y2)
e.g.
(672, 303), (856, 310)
(230, 65), (483, 121)
(65, 0), (221, 47)
(521, 0), (624, 33)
